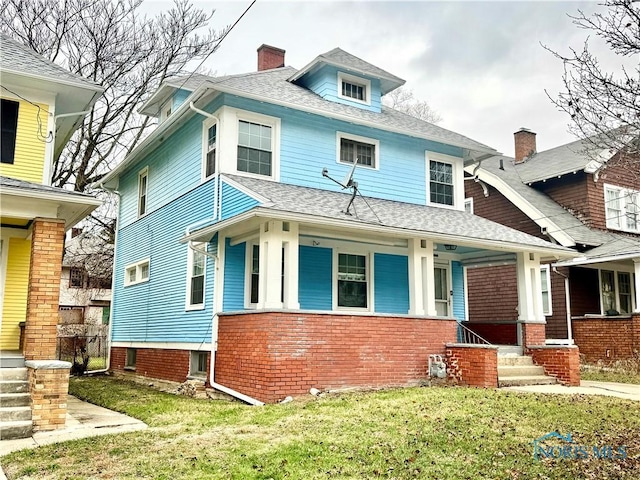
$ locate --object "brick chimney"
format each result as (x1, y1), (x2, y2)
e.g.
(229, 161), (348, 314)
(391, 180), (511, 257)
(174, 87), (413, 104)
(514, 128), (536, 164)
(257, 44), (285, 71)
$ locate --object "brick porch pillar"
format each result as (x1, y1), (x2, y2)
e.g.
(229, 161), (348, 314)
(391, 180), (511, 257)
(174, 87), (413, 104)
(23, 218), (65, 361)
(26, 360), (71, 432)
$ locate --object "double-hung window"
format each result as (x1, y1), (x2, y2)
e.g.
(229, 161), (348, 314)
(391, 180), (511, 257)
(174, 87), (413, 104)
(1, 99), (19, 164)
(600, 269), (635, 315)
(429, 160), (454, 206)
(540, 265), (552, 316)
(605, 184), (640, 233)
(138, 168), (148, 217)
(337, 133), (378, 169)
(237, 120), (272, 176)
(187, 244), (206, 309)
(337, 253), (368, 308)
(203, 121), (217, 179)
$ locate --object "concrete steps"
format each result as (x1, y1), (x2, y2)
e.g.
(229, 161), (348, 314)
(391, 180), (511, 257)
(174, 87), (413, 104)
(498, 355), (558, 388)
(0, 366), (32, 440)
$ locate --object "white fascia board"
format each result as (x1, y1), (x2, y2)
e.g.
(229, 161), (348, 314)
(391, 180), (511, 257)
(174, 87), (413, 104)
(210, 84), (497, 158)
(2, 186), (102, 207)
(0, 68), (103, 95)
(111, 341), (212, 350)
(181, 206), (577, 259)
(555, 252), (640, 267)
(465, 165), (577, 248)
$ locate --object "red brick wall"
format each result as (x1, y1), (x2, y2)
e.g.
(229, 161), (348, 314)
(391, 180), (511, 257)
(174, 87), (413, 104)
(445, 345), (498, 387)
(24, 218), (66, 360)
(523, 323), (546, 348)
(215, 312), (458, 403)
(466, 265), (518, 322)
(529, 346), (580, 386)
(110, 347), (190, 383)
(569, 267), (601, 316)
(572, 316), (640, 363)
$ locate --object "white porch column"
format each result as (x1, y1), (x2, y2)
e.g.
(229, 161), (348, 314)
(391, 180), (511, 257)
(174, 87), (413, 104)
(634, 258), (640, 313)
(516, 251), (543, 322)
(408, 238), (425, 316)
(283, 221), (300, 310)
(423, 240), (437, 317)
(257, 220), (284, 309)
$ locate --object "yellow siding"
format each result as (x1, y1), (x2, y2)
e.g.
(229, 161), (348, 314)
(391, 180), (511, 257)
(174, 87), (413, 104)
(1, 238), (31, 350)
(0, 98), (48, 183)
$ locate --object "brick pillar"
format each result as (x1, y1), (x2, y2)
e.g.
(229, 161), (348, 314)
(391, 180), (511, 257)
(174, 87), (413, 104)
(528, 346), (580, 386)
(23, 218), (65, 361)
(522, 322), (546, 349)
(633, 314), (640, 354)
(26, 360), (71, 431)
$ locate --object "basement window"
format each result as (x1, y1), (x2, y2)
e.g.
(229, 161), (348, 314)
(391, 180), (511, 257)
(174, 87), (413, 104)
(125, 348), (137, 370)
(190, 351), (208, 378)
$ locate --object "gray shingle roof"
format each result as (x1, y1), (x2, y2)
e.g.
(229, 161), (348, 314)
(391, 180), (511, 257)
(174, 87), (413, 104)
(206, 67), (495, 155)
(579, 233), (640, 260)
(223, 174), (572, 254)
(1, 176), (96, 199)
(0, 34), (101, 89)
(477, 156), (609, 247)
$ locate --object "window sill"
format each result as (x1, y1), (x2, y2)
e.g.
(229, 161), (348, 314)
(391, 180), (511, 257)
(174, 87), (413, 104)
(124, 366), (136, 371)
(185, 305), (205, 312)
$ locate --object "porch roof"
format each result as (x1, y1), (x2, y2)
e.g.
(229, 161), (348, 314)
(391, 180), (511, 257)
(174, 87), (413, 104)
(555, 233), (640, 267)
(185, 174), (577, 258)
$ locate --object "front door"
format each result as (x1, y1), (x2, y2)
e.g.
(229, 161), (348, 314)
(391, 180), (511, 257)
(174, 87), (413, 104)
(434, 265), (450, 316)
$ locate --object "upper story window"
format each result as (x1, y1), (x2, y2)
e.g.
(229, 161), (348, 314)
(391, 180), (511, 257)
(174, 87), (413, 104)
(464, 198), (474, 214)
(69, 267), (86, 288)
(124, 259), (150, 287)
(337, 132), (379, 169)
(160, 100), (172, 122)
(605, 184), (640, 233)
(202, 120), (217, 179)
(429, 160), (454, 206)
(138, 168), (148, 217)
(337, 72), (371, 105)
(237, 120), (272, 176)
(1, 99), (19, 164)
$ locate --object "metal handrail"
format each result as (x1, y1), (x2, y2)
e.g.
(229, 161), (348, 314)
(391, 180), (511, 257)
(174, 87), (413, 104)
(456, 321), (492, 345)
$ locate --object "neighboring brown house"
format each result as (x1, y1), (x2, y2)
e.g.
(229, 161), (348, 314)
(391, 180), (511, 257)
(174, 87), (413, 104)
(464, 129), (640, 363)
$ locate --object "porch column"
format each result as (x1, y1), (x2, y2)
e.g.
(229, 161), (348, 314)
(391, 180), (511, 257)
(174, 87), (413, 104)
(408, 238), (425, 315)
(257, 220), (284, 309)
(423, 240), (437, 317)
(23, 218), (65, 361)
(634, 258), (640, 313)
(283, 222), (300, 310)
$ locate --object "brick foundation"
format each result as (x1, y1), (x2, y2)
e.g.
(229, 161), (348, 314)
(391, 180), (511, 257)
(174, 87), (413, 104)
(110, 347), (193, 383)
(214, 312), (457, 403)
(571, 315), (640, 363)
(23, 218), (65, 361)
(522, 322), (546, 349)
(26, 360), (71, 431)
(528, 345), (580, 386)
(445, 344), (498, 387)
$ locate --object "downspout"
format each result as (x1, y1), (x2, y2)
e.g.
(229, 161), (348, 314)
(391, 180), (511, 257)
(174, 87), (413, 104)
(186, 242), (264, 406)
(553, 266), (573, 342)
(464, 162), (489, 197)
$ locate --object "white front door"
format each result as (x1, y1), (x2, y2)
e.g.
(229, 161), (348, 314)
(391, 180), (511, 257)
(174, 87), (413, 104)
(434, 265), (450, 316)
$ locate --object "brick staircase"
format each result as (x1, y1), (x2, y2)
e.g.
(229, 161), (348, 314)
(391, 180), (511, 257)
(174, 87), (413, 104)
(0, 358), (33, 440)
(498, 354), (557, 387)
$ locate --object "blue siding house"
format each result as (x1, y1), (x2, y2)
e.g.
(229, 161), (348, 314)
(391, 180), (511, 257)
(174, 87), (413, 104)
(101, 45), (573, 403)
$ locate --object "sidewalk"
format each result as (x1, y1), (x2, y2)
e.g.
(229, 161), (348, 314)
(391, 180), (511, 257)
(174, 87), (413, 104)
(503, 380), (640, 401)
(0, 396), (147, 458)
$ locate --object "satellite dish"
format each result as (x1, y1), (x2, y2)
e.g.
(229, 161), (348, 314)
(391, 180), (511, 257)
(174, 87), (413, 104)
(341, 159), (358, 188)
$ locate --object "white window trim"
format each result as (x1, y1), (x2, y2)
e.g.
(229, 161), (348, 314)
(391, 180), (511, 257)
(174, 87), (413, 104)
(540, 264), (552, 316)
(137, 167), (148, 218)
(604, 183), (640, 233)
(188, 350), (208, 378)
(598, 267), (636, 315)
(186, 244), (206, 311)
(201, 118), (218, 181)
(217, 106), (280, 181)
(244, 240), (260, 308)
(124, 258), (150, 287)
(464, 197), (474, 214)
(425, 151), (463, 210)
(336, 131), (380, 170)
(332, 248), (373, 312)
(337, 71), (371, 106)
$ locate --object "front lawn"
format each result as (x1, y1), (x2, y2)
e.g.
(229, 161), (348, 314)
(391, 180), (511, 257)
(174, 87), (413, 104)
(1, 376), (638, 479)
(581, 358), (640, 385)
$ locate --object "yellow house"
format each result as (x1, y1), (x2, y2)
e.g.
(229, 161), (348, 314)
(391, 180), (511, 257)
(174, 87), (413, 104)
(1, 34), (104, 438)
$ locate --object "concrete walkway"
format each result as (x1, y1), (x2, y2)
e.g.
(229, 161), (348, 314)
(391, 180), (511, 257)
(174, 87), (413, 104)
(0, 396), (147, 458)
(503, 380), (640, 401)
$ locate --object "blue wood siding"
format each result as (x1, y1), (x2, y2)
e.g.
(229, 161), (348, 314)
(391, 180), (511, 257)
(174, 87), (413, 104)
(173, 89), (191, 110)
(452, 261), (466, 320)
(118, 96), (224, 228)
(111, 181), (216, 343)
(221, 181), (260, 220)
(298, 245), (333, 310)
(374, 253), (409, 314)
(222, 238), (246, 311)
(297, 65), (382, 113)
(222, 94), (463, 206)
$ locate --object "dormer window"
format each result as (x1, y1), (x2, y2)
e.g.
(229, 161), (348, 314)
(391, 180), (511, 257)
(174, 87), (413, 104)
(337, 72), (371, 105)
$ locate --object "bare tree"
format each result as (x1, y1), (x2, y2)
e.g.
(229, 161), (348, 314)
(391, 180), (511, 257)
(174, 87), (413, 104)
(383, 87), (442, 124)
(545, 0), (639, 177)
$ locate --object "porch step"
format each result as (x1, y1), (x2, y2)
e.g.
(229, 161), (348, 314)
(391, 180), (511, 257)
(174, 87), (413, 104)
(499, 375), (558, 387)
(0, 393), (30, 407)
(0, 352), (25, 368)
(497, 355), (557, 387)
(0, 380), (28, 394)
(0, 421), (33, 441)
(0, 367), (28, 381)
(0, 406), (31, 422)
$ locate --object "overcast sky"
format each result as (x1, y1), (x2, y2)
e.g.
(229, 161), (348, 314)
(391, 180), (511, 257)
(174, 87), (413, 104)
(147, 0), (623, 156)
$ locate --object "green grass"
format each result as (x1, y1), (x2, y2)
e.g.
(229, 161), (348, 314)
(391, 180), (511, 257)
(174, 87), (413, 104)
(581, 358), (640, 384)
(2, 376), (639, 479)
